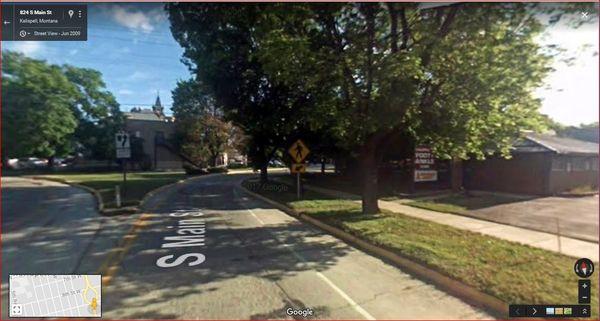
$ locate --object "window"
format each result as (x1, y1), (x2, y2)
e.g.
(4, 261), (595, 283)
(572, 158), (587, 171)
(552, 158), (567, 171)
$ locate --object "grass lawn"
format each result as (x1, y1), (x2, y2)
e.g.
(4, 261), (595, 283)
(406, 193), (528, 215)
(39, 172), (187, 208)
(244, 178), (598, 318)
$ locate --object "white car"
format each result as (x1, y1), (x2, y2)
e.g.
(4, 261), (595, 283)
(16, 157), (47, 169)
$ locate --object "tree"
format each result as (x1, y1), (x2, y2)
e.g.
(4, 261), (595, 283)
(254, 3), (592, 213)
(2, 51), (78, 164)
(2, 51), (124, 167)
(167, 4), (312, 182)
(178, 115), (230, 167)
(61, 66), (124, 161)
(172, 78), (230, 167)
(171, 79), (219, 118)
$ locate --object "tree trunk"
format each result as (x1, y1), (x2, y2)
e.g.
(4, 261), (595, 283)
(451, 157), (463, 192)
(360, 144), (380, 214)
(321, 158), (326, 174)
(47, 156), (55, 168)
(259, 163), (268, 184)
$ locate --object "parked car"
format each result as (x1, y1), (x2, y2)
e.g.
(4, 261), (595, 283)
(16, 157), (47, 169)
(7, 158), (19, 169)
(268, 159), (285, 167)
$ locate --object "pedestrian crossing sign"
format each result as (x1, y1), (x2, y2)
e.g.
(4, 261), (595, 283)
(288, 139), (310, 163)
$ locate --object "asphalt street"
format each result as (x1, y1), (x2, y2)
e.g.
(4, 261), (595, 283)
(100, 173), (493, 319)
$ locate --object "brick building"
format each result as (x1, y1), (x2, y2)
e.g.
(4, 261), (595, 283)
(124, 95), (184, 170)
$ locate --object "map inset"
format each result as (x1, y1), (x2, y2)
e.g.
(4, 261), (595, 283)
(9, 275), (101, 318)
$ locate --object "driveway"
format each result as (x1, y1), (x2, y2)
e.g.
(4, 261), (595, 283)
(467, 195), (599, 242)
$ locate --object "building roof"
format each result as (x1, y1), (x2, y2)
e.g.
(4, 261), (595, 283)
(124, 111), (174, 122)
(514, 133), (598, 156)
(124, 110), (163, 121)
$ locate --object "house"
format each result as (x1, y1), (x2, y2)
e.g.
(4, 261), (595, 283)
(464, 133), (599, 195)
(123, 94), (183, 170)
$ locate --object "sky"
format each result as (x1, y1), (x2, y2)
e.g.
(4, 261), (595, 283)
(3, 3), (190, 114)
(2, 3), (598, 126)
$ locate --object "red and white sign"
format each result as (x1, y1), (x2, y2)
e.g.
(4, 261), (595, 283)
(414, 146), (437, 182)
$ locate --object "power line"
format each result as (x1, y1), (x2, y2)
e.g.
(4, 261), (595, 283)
(88, 23), (173, 37)
(87, 33), (177, 47)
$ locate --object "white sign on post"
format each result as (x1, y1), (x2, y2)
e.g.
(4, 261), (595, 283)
(115, 132), (131, 159)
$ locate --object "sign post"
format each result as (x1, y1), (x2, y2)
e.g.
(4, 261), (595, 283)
(288, 139), (310, 199)
(115, 132), (131, 204)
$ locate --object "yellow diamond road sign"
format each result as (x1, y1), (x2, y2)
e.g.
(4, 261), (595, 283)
(291, 163), (307, 174)
(288, 139), (310, 163)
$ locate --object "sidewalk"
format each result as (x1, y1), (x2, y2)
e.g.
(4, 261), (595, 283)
(300, 182), (599, 262)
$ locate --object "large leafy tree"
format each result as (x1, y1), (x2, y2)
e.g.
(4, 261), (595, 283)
(2, 51), (123, 166)
(2, 51), (78, 164)
(254, 3), (591, 213)
(178, 115), (230, 167)
(62, 66), (124, 160)
(171, 79), (219, 118)
(171, 78), (246, 168)
(167, 3), (315, 182)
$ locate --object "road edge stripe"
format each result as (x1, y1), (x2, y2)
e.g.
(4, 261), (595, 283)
(238, 182), (507, 319)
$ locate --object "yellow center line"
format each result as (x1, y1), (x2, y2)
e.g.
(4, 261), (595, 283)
(96, 213), (152, 286)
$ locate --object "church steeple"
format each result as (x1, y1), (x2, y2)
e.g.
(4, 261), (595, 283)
(152, 90), (164, 117)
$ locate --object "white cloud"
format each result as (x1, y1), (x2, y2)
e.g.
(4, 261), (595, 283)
(106, 5), (165, 33)
(118, 89), (134, 96)
(127, 71), (152, 81)
(10, 41), (44, 57)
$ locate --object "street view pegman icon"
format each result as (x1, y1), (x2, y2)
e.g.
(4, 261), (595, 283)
(574, 258), (594, 278)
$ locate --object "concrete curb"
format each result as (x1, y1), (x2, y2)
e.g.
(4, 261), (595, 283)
(239, 182), (507, 319)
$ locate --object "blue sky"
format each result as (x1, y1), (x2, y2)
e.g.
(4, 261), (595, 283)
(2, 4), (598, 126)
(3, 3), (190, 114)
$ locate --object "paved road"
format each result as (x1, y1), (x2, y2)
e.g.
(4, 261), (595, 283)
(102, 173), (493, 320)
(1, 177), (135, 319)
(2, 177), (100, 276)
